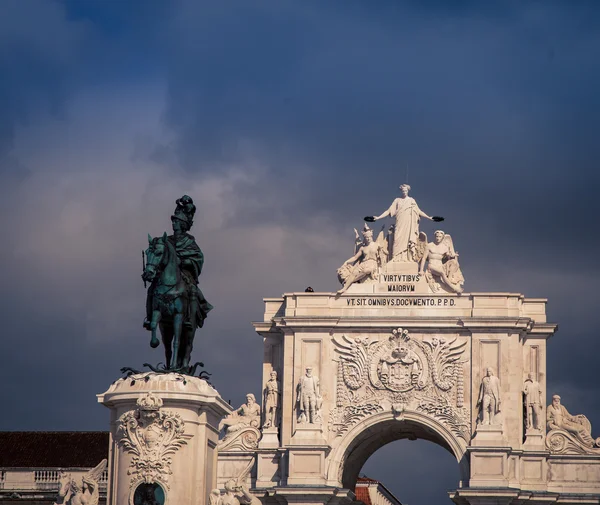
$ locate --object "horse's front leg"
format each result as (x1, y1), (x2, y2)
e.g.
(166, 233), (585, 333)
(181, 326), (195, 371)
(159, 321), (173, 369)
(150, 309), (161, 348)
(171, 312), (183, 369)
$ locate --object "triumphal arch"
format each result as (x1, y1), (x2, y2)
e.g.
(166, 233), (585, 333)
(216, 186), (600, 505)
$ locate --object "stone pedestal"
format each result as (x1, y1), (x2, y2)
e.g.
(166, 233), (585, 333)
(98, 372), (231, 505)
(259, 427), (280, 449)
(523, 430), (545, 449)
(472, 424), (505, 446)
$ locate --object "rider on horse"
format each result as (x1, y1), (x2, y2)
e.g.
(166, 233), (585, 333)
(143, 195), (212, 332)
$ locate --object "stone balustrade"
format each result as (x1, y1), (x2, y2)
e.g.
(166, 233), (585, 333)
(0, 468), (107, 492)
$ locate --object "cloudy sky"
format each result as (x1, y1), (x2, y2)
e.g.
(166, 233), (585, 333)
(1, 1), (599, 503)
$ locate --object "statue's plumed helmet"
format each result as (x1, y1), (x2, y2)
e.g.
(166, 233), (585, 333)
(171, 195), (196, 229)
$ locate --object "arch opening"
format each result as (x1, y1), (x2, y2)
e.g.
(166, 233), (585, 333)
(327, 411), (469, 491)
(360, 438), (461, 505)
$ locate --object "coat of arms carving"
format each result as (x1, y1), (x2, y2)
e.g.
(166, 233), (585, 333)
(117, 392), (188, 489)
(331, 328), (469, 441)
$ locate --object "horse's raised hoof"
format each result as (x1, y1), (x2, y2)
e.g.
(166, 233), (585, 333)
(150, 336), (160, 348)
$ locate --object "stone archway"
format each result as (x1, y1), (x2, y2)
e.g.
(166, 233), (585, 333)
(233, 290), (600, 505)
(327, 410), (469, 490)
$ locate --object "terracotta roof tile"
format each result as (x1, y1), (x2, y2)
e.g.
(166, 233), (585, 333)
(0, 432), (109, 468)
(355, 486), (372, 505)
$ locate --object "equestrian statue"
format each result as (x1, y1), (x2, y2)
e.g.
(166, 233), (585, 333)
(141, 195), (213, 373)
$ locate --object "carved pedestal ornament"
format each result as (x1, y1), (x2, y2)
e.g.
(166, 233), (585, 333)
(546, 394), (600, 455)
(330, 328), (469, 442)
(218, 394), (262, 450)
(117, 392), (187, 489)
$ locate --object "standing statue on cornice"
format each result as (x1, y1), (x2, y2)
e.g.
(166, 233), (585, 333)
(365, 184), (443, 262)
(141, 195), (213, 371)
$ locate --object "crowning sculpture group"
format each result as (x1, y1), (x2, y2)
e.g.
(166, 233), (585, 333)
(337, 184), (464, 295)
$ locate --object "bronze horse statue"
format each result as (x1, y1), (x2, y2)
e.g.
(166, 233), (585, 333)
(142, 232), (195, 371)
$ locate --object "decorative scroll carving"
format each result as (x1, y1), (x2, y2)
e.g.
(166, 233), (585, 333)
(217, 427), (261, 452)
(546, 430), (600, 455)
(117, 392), (187, 489)
(423, 336), (467, 391)
(331, 399), (386, 436)
(546, 394), (600, 454)
(417, 397), (470, 443)
(333, 335), (371, 392)
(330, 328), (469, 439)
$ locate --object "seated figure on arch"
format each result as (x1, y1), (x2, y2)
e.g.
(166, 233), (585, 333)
(418, 230), (464, 293)
(219, 394), (261, 436)
(337, 224), (388, 295)
(547, 394), (597, 448)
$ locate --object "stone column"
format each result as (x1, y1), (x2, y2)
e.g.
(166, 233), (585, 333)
(98, 372), (231, 505)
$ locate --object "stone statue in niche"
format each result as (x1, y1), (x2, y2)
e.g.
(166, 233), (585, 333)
(418, 230), (464, 293)
(337, 224), (388, 294)
(365, 184), (442, 262)
(476, 367), (502, 426)
(523, 373), (543, 431)
(547, 395), (596, 447)
(220, 394), (261, 435)
(296, 367), (322, 424)
(263, 371), (281, 430)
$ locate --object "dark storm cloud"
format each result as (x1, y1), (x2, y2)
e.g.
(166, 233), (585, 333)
(0, 0), (89, 157)
(1, 2), (600, 503)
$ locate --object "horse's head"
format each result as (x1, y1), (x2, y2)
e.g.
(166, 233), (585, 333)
(142, 232), (169, 283)
(57, 472), (74, 498)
